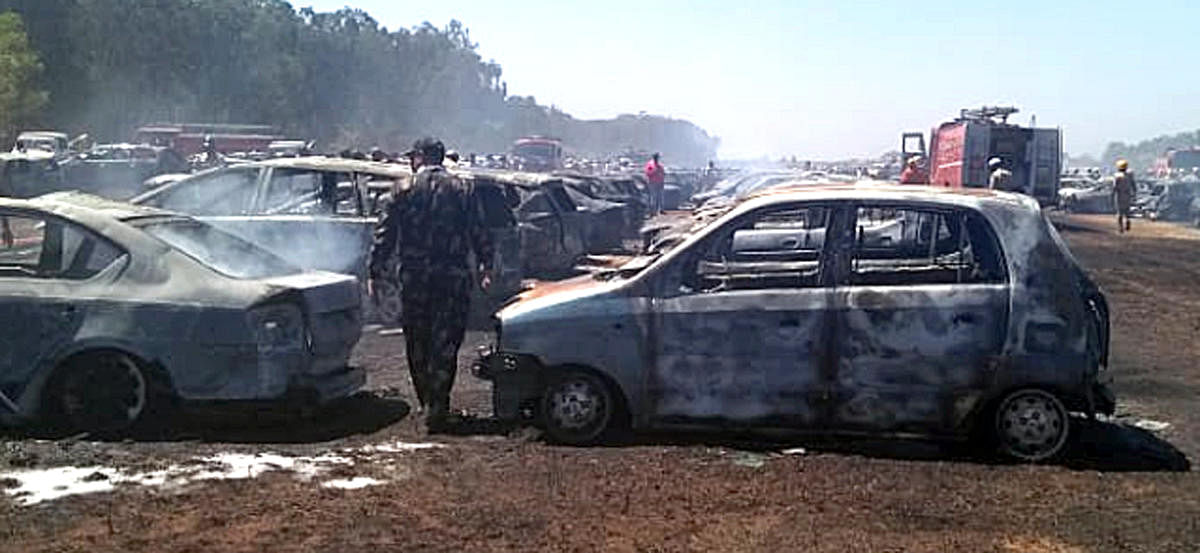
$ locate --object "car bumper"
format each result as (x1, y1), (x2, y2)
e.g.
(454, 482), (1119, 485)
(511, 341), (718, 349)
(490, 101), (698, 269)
(473, 348), (540, 422)
(296, 365), (366, 404)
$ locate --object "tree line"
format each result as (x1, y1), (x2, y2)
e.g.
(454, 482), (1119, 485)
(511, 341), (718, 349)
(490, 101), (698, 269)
(1101, 130), (1200, 172)
(0, 0), (719, 165)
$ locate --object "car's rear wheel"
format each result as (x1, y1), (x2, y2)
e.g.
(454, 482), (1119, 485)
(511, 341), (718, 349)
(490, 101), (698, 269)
(993, 388), (1070, 462)
(44, 351), (166, 436)
(540, 370), (616, 445)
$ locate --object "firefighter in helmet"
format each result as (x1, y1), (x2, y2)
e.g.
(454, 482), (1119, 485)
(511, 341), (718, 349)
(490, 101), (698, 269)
(988, 157), (1013, 191)
(899, 156), (928, 184)
(1113, 159), (1136, 233)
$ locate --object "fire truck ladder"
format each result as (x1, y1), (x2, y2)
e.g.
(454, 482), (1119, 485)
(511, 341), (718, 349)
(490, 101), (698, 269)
(958, 106), (1019, 125)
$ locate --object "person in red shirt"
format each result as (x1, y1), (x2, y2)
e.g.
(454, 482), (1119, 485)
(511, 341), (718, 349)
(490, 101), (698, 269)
(644, 153), (666, 213)
(899, 156), (928, 184)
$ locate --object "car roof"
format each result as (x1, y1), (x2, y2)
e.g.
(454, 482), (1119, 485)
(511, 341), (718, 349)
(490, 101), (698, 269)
(732, 180), (1041, 214)
(3, 191), (179, 222)
(17, 131), (68, 140)
(249, 156), (412, 178)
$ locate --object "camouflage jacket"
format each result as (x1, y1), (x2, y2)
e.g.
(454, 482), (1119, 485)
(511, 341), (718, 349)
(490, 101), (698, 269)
(369, 165), (494, 280)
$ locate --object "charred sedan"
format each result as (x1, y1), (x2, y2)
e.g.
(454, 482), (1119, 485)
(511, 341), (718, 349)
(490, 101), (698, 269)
(0, 192), (363, 434)
(477, 184), (1113, 461)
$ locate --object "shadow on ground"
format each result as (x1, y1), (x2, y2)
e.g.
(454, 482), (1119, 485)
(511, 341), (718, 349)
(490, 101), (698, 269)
(612, 416), (1190, 472)
(1051, 216), (1108, 234)
(168, 392), (412, 444)
(4, 392), (412, 445)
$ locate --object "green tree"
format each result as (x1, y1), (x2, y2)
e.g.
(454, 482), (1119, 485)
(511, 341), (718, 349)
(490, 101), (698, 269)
(0, 11), (47, 139)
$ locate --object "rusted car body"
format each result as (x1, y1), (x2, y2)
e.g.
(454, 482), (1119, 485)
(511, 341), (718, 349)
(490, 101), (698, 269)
(0, 193), (363, 433)
(476, 184), (1113, 461)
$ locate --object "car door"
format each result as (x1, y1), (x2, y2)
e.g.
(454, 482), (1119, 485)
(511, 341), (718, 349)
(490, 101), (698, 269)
(470, 178), (522, 296)
(544, 181), (587, 260)
(829, 204), (1009, 433)
(649, 202), (848, 427)
(215, 167), (374, 278)
(515, 188), (569, 276)
(0, 209), (125, 410)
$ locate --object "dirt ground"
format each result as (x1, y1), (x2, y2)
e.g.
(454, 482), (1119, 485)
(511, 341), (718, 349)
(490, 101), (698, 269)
(2, 212), (1200, 552)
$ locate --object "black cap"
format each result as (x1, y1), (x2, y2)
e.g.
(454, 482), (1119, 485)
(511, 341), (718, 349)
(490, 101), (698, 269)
(403, 136), (445, 160)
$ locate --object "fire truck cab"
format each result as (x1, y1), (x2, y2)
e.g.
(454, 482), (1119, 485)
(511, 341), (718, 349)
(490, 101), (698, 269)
(904, 107), (1061, 206)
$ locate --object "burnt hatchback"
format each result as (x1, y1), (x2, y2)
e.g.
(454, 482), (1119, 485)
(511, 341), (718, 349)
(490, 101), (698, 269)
(0, 192), (363, 434)
(476, 184), (1113, 461)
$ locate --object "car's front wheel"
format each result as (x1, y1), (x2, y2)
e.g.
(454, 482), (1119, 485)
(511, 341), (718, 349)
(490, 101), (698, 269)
(540, 370), (616, 445)
(44, 351), (167, 436)
(993, 388), (1070, 462)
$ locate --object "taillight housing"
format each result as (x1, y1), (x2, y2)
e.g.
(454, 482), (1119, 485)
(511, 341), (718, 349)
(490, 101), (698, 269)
(247, 303), (306, 353)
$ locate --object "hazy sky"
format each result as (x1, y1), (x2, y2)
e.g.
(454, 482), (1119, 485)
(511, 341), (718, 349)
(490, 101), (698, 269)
(301, 0), (1200, 159)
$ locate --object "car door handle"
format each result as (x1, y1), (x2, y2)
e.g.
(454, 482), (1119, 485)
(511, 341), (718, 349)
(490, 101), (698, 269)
(60, 305), (77, 318)
(780, 318), (801, 328)
(780, 238), (799, 249)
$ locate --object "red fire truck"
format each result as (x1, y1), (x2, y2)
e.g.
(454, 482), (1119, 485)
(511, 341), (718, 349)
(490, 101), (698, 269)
(511, 136), (563, 172)
(902, 106), (1061, 206)
(134, 123), (281, 156)
(1152, 148), (1200, 177)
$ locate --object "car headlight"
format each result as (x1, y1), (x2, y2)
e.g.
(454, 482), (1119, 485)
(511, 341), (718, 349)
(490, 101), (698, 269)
(247, 304), (306, 353)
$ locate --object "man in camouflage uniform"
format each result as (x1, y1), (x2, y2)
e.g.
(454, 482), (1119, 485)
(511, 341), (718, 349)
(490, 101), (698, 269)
(368, 137), (494, 432)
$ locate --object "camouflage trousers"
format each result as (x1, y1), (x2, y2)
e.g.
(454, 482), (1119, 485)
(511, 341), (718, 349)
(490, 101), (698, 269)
(399, 269), (472, 420)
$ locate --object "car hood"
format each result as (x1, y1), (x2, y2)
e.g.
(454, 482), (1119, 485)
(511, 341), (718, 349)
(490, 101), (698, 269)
(497, 274), (616, 320)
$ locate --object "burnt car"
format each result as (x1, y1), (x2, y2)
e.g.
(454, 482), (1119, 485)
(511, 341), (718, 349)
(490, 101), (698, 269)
(0, 149), (65, 198)
(476, 184), (1113, 462)
(1142, 179), (1199, 221)
(61, 143), (190, 200)
(556, 172), (648, 238)
(0, 192), (363, 434)
(1057, 178), (1113, 213)
(131, 157), (523, 320)
(467, 169), (588, 277)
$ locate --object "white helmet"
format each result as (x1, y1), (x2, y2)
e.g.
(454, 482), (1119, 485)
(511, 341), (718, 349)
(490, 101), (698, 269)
(988, 157), (1003, 168)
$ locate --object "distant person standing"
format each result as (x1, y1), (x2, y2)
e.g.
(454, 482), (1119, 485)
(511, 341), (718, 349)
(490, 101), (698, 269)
(988, 157), (1013, 191)
(1113, 159), (1136, 233)
(644, 153), (666, 214)
(0, 171), (10, 248)
(899, 156), (928, 184)
(368, 137), (494, 432)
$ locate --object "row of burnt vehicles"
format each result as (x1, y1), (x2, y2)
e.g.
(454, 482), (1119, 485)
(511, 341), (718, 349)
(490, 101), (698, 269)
(0, 154), (661, 436)
(0, 125), (315, 202)
(128, 157), (654, 321)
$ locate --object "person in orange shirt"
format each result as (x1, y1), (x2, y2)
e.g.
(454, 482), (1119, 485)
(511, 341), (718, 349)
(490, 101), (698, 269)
(644, 153), (666, 213)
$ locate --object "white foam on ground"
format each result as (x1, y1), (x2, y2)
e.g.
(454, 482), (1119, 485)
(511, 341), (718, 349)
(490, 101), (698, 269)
(2, 441), (442, 506)
(1132, 418), (1171, 432)
(322, 477), (384, 490)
